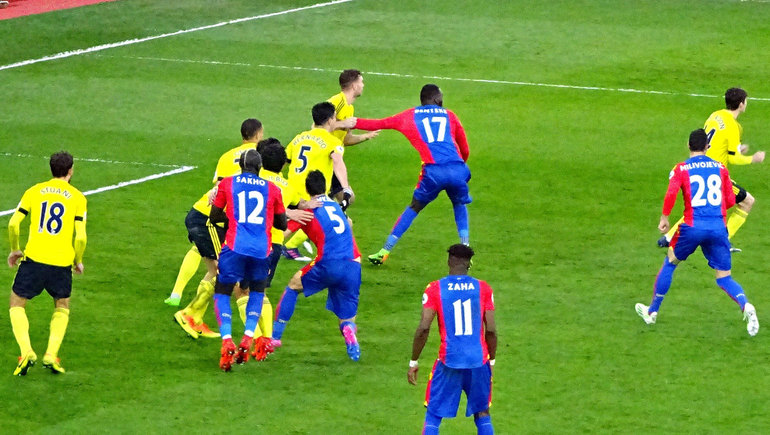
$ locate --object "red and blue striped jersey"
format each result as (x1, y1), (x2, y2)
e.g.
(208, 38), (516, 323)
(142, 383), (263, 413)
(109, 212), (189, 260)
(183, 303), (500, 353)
(213, 173), (285, 258)
(355, 105), (469, 165)
(422, 275), (494, 369)
(300, 196), (360, 263)
(663, 155), (735, 229)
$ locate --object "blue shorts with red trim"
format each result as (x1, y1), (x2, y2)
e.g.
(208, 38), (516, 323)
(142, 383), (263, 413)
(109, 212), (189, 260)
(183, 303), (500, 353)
(413, 162), (472, 205)
(670, 223), (731, 271)
(217, 246), (270, 284)
(424, 360), (492, 418)
(301, 260), (361, 319)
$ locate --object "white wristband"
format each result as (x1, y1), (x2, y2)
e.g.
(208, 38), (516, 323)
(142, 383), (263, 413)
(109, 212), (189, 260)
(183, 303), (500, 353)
(409, 360), (419, 368)
(489, 359), (495, 367)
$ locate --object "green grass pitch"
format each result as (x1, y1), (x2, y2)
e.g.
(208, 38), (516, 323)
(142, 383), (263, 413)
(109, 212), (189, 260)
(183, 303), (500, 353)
(3, 0), (770, 432)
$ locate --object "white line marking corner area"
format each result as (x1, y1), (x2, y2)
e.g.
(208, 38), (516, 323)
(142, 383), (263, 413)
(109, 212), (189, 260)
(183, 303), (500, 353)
(0, 165), (196, 217)
(0, 0), (353, 72)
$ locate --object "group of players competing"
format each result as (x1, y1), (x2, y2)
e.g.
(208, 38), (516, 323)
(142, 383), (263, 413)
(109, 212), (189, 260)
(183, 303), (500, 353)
(157, 70), (497, 433)
(636, 87), (763, 336)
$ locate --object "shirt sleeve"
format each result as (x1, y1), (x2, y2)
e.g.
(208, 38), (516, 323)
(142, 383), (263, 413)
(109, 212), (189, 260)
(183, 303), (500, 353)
(727, 123), (752, 165)
(450, 111), (470, 162)
(480, 280), (495, 311)
(721, 166), (736, 210)
(662, 165), (682, 216)
(355, 110), (408, 132)
(213, 177), (230, 209)
(422, 281), (441, 310)
(270, 183), (285, 215)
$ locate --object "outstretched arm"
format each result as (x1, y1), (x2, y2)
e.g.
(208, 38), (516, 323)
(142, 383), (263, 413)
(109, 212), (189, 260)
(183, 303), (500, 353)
(407, 307), (436, 385)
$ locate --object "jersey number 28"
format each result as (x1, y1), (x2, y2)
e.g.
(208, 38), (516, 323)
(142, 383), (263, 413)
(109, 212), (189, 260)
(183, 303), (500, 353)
(690, 174), (722, 207)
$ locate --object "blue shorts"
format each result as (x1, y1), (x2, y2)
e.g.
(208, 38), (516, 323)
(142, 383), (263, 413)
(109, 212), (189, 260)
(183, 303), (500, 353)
(413, 162), (472, 205)
(217, 246), (270, 285)
(301, 260), (361, 319)
(425, 360), (492, 418)
(670, 223), (731, 271)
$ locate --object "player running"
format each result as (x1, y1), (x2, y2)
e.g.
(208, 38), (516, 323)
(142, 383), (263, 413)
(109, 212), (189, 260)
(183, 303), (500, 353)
(7, 151), (87, 375)
(209, 150), (287, 371)
(271, 171), (363, 361)
(407, 244), (497, 434)
(340, 84), (470, 265)
(658, 88), (765, 251)
(637, 129), (759, 336)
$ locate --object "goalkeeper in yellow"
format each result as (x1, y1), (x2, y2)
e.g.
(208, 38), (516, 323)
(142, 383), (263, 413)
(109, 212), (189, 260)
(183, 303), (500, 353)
(7, 151), (87, 375)
(658, 88), (765, 251)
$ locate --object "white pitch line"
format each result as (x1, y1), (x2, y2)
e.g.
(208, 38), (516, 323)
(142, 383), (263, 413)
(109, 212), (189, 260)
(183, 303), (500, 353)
(0, 165), (196, 217)
(105, 55), (770, 102)
(0, 0), (353, 72)
(1, 152), (184, 168)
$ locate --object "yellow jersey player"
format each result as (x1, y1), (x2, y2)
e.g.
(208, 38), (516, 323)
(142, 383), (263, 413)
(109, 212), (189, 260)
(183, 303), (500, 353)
(283, 70), (379, 260)
(8, 151), (87, 375)
(165, 118), (263, 308)
(659, 88), (765, 250)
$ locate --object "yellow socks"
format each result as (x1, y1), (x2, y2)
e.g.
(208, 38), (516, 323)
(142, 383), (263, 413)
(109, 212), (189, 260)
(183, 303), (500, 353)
(285, 231), (308, 250)
(259, 297), (273, 338)
(10, 307), (33, 357)
(186, 279), (215, 324)
(727, 209), (748, 239)
(665, 217), (685, 241)
(45, 308), (70, 359)
(170, 246), (202, 298)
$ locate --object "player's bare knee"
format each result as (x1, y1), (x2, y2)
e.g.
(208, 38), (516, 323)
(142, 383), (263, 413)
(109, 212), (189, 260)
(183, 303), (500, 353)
(288, 272), (303, 290)
(409, 198), (426, 213)
(215, 281), (235, 296)
(739, 193), (755, 212)
(474, 410), (490, 418)
(54, 298), (70, 309)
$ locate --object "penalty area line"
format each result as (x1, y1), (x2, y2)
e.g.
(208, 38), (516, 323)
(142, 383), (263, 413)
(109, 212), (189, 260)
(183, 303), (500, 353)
(0, 0), (354, 72)
(0, 165), (196, 217)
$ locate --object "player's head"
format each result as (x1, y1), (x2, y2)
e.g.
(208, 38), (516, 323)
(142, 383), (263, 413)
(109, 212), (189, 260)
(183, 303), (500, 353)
(50, 151), (74, 178)
(239, 148), (262, 174)
(420, 84), (443, 107)
(447, 243), (474, 271)
(259, 140), (287, 173)
(688, 128), (709, 152)
(305, 170), (326, 196)
(241, 118), (264, 141)
(312, 102), (336, 126)
(725, 88), (748, 112)
(339, 69), (364, 97)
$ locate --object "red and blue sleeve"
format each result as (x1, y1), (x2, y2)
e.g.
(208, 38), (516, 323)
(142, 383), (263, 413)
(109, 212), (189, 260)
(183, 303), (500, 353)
(354, 110), (410, 132)
(270, 183), (285, 215)
(213, 177), (231, 209)
(450, 111), (469, 162)
(422, 281), (441, 310)
(721, 166), (736, 210)
(662, 165), (682, 216)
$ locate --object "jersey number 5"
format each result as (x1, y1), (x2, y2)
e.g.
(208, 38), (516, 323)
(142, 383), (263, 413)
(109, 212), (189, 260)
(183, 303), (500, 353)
(236, 191), (265, 224)
(324, 205), (345, 234)
(690, 174), (722, 207)
(38, 201), (65, 235)
(295, 145), (312, 174)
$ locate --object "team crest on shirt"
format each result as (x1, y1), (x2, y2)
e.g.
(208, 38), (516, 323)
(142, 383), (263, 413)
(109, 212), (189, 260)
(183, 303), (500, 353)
(422, 293), (428, 305)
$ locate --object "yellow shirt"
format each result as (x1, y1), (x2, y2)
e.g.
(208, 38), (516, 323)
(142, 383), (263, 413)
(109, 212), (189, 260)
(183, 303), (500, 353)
(260, 169), (301, 244)
(192, 143), (255, 215)
(705, 109), (751, 166)
(285, 128), (344, 199)
(11, 178), (87, 267)
(328, 91), (354, 143)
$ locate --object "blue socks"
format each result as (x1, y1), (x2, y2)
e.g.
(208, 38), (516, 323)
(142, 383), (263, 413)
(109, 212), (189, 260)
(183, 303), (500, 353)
(423, 411), (441, 435)
(716, 276), (747, 310)
(475, 414), (494, 435)
(649, 257), (677, 313)
(213, 293), (232, 339)
(385, 206), (418, 251)
(453, 203), (469, 245)
(273, 287), (299, 340)
(243, 291), (265, 337)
